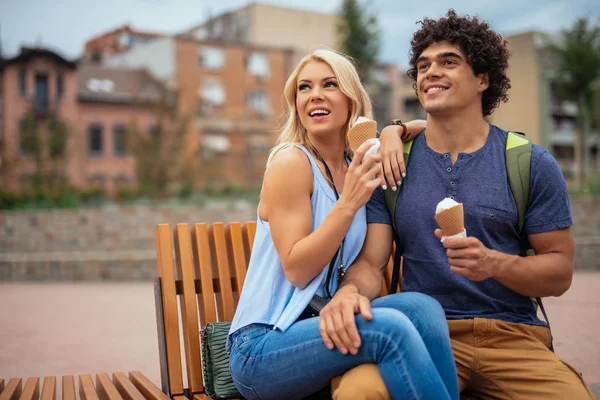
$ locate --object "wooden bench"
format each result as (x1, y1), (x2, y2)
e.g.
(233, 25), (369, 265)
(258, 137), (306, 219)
(153, 221), (401, 400)
(0, 221), (400, 400)
(0, 373), (170, 400)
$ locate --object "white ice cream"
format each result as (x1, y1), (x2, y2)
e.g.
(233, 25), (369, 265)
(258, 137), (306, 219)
(355, 116), (372, 125)
(436, 197), (460, 214)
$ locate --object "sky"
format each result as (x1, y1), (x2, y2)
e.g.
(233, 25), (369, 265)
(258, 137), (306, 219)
(1, 0), (599, 68)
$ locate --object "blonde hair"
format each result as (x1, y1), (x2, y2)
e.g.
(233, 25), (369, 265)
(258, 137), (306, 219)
(267, 49), (373, 165)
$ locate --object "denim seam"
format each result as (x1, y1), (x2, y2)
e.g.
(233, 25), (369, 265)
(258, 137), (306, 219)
(237, 336), (326, 362)
(360, 329), (421, 400)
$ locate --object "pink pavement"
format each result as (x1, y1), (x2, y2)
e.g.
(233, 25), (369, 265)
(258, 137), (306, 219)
(0, 272), (598, 392)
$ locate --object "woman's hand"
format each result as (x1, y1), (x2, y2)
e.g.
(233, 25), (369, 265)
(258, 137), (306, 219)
(379, 119), (426, 190)
(338, 141), (384, 213)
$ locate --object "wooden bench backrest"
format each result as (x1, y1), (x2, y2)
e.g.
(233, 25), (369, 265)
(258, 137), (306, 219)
(154, 221), (401, 399)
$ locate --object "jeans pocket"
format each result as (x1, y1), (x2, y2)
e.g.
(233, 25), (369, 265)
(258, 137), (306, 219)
(234, 325), (270, 350)
(231, 375), (262, 400)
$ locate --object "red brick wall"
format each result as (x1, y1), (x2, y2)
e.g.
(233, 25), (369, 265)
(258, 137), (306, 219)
(175, 39), (292, 185)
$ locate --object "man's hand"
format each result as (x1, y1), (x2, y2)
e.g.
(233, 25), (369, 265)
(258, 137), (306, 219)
(435, 229), (496, 281)
(319, 285), (372, 355)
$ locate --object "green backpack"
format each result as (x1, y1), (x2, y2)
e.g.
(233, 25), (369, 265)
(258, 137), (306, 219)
(384, 131), (554, 350)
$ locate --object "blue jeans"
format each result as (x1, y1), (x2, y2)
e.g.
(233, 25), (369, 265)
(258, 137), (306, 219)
(229, 292), (459, 400)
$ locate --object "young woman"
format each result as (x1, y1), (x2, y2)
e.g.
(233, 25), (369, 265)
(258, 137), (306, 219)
(227, 49), (458, 400)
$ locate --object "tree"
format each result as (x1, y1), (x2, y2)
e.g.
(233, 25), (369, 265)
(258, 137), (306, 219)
(12, 111), (71, 193)
(337, 0), (380, 84)
(127, 96), (198, 198)
(548, 18), (600, 189)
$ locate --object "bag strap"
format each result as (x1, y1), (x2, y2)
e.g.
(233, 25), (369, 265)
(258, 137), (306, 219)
(505, 131), (554, 351)
(505, 131), (532, 236)
(385, 139), (413, 294)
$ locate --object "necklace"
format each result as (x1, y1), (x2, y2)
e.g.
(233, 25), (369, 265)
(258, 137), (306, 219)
(309, 145), (348, 298)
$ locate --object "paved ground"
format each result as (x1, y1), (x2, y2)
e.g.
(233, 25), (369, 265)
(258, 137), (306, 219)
(1, 272), (599, 398)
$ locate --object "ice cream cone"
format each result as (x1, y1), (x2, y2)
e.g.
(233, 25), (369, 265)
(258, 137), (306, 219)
(434, 203), (465, 236)
(348, 120), (377, 153)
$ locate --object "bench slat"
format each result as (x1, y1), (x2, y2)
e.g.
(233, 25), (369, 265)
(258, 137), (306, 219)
(192, 224), (217, 325)
(173, 224), (204, 395)
(19, 378), (39, 400)
(39, 378), (55, 400)
(128, 372), (170, 400)
(241, 222), (256, 269)
(155, 224), (185, 397)
(96, 374), (123, 400)
(0, 378), (22, 400)
(79, 375), (99, 400)
(111, 373), (145, 400)
(208, 223), (236, 321)
(191, 395), (216, 400)
(61, 377), (75, 400)
(225, 223), (247, 294)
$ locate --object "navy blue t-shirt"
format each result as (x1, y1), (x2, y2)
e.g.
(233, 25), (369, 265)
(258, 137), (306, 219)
(367, 124), (572, 326)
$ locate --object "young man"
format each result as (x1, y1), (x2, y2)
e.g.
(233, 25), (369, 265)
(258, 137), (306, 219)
(321, 10), (594, 400)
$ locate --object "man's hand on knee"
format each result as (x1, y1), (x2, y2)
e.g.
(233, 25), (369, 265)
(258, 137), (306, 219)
(319, 285), (372, 355)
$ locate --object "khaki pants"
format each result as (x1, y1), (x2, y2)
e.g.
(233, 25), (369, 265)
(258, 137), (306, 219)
(332, 318), (594, 400)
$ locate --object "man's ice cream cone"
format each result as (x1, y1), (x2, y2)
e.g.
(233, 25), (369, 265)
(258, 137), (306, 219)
(434, 203), (465, 236)
(348, 118), (378, 153)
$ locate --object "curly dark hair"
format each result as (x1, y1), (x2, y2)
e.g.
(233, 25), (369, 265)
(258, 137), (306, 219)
(407, 9), (511, 117)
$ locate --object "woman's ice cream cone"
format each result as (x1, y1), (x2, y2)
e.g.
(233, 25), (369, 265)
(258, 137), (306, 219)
(348, 118), (378, 153)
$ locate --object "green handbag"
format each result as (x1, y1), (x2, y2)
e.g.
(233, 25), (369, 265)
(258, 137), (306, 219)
(200, 322), (241, 399)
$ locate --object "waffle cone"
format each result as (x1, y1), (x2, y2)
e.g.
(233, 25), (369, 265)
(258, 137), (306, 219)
(348, 120), (378, 153)
(434, 203), (465, 236)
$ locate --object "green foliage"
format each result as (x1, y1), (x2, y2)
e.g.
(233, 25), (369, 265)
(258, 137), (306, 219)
(337, 0), (380, 83)
(548, 18), (600, 189)
(48, 119), (69, 159)
(128, 98), (198, 198)
(0, 187), (79, 210)
(19, 115), (39, 157)
(549, 18), (600, 103)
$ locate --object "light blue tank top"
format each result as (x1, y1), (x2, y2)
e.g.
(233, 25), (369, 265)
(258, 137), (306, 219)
(228, 144), (367, 334)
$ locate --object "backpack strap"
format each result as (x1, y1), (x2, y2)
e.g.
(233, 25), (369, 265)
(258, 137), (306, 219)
(386, 139), (414, 294)
(505, 131), (532, 236)
(505, 131), (554, 351)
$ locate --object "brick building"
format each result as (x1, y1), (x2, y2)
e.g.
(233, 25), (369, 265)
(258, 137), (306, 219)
(0, 47), (167, 196)
(83, 25), (165, 64)
(105, 35), (296, 185)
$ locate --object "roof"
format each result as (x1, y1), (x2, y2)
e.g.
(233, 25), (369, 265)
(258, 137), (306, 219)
(84, 24), (165, 52)
(77, 65), (169, 104)
(0, 47), (77, 69)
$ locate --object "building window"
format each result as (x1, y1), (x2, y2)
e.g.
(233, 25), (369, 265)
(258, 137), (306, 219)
(88, 123), (104, 155)
(56, 72), (64, 100)
(113, 124), (127, 155)
(247, 142), (271, 155)
(86, 78), (114, 92)
(199, 47), (225, 69)
(19, 68), (27, 96)
(246, 52), (269, 78)
(35, 73), (49, 111)
(148, 124), (160, 140)
(247, 91), (270, 115)
(202, 134), (231, 154)
(198, 79), (226, 115)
